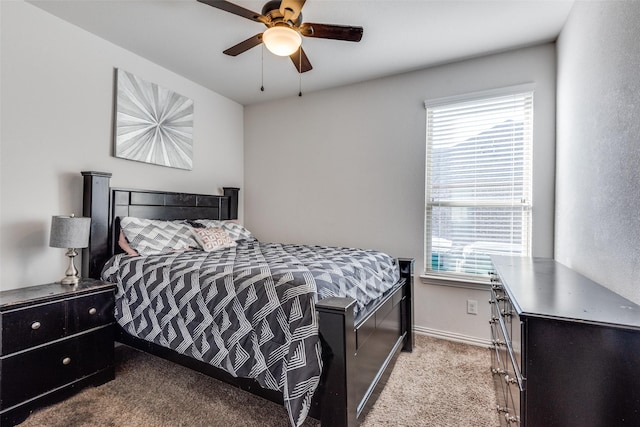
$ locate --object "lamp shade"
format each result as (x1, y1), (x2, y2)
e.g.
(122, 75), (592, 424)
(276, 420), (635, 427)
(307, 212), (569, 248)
(49, 215), (91, 249)
(263, 26), (302, 56)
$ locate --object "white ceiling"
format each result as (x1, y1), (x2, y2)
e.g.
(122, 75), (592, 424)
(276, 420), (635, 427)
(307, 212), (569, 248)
(28, 0), (575, 105)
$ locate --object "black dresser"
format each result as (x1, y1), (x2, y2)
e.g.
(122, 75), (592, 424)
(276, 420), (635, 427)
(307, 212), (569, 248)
(490, 256), (640, 427)
(0, 279), (115, 426)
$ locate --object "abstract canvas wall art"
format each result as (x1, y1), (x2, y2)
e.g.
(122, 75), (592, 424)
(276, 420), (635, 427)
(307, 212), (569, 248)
(114, 69), (194, 170)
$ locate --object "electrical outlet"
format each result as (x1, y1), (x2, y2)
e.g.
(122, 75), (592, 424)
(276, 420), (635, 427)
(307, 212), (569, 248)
(467, 299), (478, 315)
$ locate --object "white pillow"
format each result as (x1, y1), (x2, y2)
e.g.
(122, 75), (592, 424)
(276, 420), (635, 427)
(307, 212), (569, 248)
(120, 217), (198, 256)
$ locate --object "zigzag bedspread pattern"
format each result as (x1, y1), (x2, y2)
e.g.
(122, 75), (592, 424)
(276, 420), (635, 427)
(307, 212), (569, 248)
(102, 241), (399, 427)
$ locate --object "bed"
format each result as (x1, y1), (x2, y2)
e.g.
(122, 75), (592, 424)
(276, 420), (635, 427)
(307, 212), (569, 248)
(81, 171), (414, 427)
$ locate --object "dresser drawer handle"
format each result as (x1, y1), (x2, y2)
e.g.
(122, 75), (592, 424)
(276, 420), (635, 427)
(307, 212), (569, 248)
(491, 367), (506, 376)
(62, 357), (72, 365)
(31, 321), (41, 330)
(505, 375), (518, 385)
(505, 414), (520, 424)
(88, 307), (97, 315)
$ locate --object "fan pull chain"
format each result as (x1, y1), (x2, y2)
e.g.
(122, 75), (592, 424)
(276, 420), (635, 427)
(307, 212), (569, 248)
(261, 44), (265, 92)
(298, 47), (302, 97)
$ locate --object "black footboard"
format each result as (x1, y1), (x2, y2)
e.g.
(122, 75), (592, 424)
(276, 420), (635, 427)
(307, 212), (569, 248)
(312, 258), (414, 427)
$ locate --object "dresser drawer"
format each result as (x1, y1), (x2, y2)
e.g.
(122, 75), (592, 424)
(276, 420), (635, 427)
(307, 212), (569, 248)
(1, 290), (114, 357)
(1, 301), (66, 356)
(68, 290), (114, 334)
(0, 325), (113, 409)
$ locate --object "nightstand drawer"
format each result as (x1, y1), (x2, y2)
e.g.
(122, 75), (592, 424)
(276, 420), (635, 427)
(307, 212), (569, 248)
(1, 301), (66, 356)
(68, 290), (114, 334)
(0, 325), (113, 409)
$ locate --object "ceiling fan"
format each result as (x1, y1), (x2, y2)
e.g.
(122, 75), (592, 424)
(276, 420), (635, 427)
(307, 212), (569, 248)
(197, 0), (364, 73)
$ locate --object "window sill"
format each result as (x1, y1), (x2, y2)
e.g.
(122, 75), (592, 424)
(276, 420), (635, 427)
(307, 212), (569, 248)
(420, 273), (491, 290)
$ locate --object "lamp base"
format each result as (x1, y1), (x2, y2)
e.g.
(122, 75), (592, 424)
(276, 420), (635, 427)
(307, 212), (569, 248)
(60, 275), (81, 286)
(60, 248), (81, 286)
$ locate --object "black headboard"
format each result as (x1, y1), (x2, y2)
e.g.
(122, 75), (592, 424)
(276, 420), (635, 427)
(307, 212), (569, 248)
(81, 171), (239, 279)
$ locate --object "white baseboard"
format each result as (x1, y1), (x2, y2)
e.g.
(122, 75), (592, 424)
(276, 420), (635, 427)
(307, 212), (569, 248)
(414, 326), (492, 348)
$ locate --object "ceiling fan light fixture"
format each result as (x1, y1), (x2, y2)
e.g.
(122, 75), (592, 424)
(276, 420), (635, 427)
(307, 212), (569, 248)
(262, 26), (301, 56)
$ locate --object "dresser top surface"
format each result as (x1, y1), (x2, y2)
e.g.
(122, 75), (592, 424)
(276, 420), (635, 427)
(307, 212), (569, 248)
(492, 256), (640, 329)
(0, 279), (115, 311)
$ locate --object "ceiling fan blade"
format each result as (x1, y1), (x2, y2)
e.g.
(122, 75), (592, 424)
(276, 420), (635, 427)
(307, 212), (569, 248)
(279, 0), (306, 21)
(223, 33), (263, 56)
(197, 0), (266, 23)
(299, 23), (363, 42)
(290, 47), (312, 73)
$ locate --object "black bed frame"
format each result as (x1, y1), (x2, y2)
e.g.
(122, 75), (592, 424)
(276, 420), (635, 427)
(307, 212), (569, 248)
(81, 171), (414, 427)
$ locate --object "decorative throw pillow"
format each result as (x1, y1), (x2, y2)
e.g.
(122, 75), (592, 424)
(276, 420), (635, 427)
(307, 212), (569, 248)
(192, 227), (237, 252)
(120, 217), (199, 256)
(193, 219), (255, 242)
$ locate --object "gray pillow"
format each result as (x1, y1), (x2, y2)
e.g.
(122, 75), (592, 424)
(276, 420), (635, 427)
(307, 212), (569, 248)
(120, 217), (198, 255)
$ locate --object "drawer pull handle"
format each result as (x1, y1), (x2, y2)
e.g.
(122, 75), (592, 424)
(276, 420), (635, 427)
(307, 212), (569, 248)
(31, 321), (41, 330)
(62, 357), (72, 365)
(505, 414), (519, 424)
(88, 307), (97, 315)
(505, 375), (518, 385)
(491, 367), (506, 376)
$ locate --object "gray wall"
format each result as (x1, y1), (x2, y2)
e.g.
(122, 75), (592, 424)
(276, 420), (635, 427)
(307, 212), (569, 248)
(0, 2), (244, 290)
(556, 1), (640, 304)
(244, 44), (556, 342)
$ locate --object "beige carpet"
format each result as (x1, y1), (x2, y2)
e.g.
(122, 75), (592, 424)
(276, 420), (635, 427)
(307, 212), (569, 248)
(20, 335), (498, 426)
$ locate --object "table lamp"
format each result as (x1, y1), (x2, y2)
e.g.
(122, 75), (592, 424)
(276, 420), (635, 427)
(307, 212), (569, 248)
(49, 214), (91, 285)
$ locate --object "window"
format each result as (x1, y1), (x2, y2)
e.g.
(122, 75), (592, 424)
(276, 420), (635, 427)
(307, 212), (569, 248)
(424, 87), (533, 279)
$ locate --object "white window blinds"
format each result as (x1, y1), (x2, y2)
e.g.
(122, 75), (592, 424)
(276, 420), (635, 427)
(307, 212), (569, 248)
(425, 89), (533, 278)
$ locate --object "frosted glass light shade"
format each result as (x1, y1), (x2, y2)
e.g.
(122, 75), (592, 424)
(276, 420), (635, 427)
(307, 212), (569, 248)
(263, 26), (302, 56)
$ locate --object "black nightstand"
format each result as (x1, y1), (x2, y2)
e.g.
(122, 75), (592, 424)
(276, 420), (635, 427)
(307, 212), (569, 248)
(0, 279), (116, 426)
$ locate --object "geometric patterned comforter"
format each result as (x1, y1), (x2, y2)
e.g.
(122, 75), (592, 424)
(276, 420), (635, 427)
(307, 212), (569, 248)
(101, 240), (399, 427)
